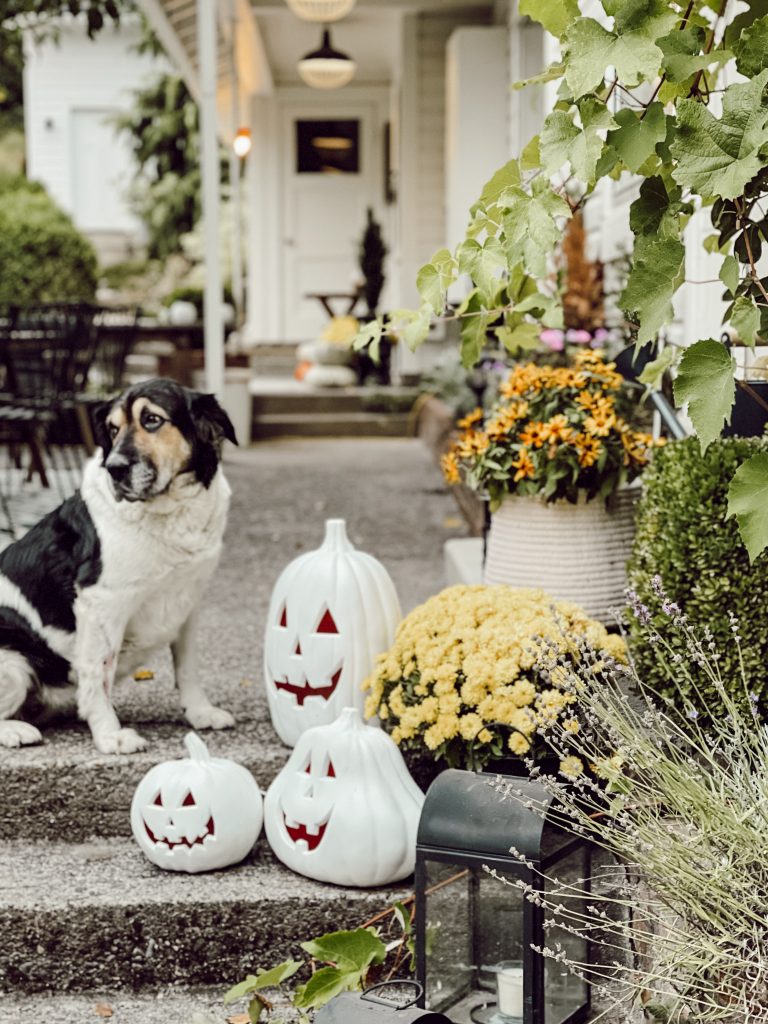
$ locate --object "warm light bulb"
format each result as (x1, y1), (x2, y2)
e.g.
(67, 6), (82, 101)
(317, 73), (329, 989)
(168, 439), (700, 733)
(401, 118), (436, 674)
(233, 127), (252, 158)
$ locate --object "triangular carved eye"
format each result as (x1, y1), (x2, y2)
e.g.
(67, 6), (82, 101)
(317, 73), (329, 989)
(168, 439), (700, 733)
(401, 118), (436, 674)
(153, 793), (163, 807)
(278, 604), (287, 628)
(327, 760), (336, 778)
(304, 759), (312, 774)
(294, 640), (302, 656)
(316, 608), (338, 634)
(182, 791), (196, 807)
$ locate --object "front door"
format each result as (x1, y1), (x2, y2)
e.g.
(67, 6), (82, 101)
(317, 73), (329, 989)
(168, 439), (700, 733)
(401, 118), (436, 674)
(280, 93), (385, 341)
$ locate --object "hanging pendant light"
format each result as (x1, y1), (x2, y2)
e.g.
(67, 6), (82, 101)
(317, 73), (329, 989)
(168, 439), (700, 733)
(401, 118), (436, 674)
(298, 28), (356, 90)
(286, 0), (356, 22)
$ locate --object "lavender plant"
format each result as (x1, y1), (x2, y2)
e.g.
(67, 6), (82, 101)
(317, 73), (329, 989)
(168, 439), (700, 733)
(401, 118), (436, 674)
(494, 583), (768, 1022)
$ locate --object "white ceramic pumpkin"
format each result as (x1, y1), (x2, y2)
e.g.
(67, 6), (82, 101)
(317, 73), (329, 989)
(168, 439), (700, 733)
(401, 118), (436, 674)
(264, 518), (401, 746)
(264, 706), (424, 887)
(130, 732), (263, 873)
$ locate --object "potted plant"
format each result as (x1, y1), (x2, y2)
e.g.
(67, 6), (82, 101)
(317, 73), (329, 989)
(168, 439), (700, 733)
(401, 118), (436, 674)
(362, 582), (625, 788)
(441, 349), (663, 620)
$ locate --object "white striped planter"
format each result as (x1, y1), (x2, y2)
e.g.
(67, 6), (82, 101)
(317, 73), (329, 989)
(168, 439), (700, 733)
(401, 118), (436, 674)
(483, 487), (639, 622)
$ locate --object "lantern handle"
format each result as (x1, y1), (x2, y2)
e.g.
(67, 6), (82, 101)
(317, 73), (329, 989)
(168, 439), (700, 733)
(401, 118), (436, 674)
(361, 980), (424, 1009)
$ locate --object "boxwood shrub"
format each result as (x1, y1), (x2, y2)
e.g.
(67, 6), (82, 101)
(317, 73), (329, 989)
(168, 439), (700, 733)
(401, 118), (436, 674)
(627, 435), (768, 718)
(0, 176), (98, 306)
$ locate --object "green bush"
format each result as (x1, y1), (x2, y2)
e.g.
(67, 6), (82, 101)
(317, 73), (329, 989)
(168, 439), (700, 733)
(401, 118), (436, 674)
(0, 178), (98, 305)
(628, 435), (768, 717)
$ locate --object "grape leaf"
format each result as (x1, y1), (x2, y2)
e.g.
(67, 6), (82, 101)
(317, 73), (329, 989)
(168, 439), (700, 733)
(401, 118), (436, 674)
(719, 254), (739, 296)
(496, 322), (541, 354)
(673, 338), (735, 451)
(477, 159), (521, 208)
(519, 0), (579, 39)
(607, 103), (666, 174)
(727, 452), (768, 561)
(620, 236), (685, 344)
(520, 134), (541, 171)
(293, 967), (353, 1010)
(564, 14), (665, 97)
(353, 319), (383, 362)
(301, 930), (386, 974)
(224, 962), (303, 1005)
(658, 26), (732, 82)
(629, 176), (686, 238)
(729, 295), (761, 347)
(671, 71), (768, 200)
(733, 14), (768, 78)
(540, 99), (616, 183)
(416, 249), (457, 315)
(457, 237), (506, 306)
(459, 293), (492, 368)
(637, 345), (676, 389)
(512, 62), (565, 91)
(501, 184), (571, 279)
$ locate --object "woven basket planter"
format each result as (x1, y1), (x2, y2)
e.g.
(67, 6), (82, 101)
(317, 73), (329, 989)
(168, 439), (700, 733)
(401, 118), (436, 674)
(483, 487), (639, 622)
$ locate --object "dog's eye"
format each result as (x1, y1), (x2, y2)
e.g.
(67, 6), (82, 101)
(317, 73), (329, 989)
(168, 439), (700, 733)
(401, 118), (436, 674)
(107, 423), (119, 439)
(143, 414), (165, 431)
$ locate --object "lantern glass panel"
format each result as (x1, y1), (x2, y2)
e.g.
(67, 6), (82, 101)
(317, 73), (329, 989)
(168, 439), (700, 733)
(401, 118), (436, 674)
(544, 846), (589, 1024)
(423, 860), (524, 1023)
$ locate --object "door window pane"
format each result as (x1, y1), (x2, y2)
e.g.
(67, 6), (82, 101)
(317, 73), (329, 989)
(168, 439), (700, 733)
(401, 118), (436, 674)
(296, 119), (360, 174)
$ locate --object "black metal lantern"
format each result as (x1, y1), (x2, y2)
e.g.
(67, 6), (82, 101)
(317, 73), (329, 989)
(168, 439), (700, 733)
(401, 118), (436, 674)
(414, 769), (591, 1024)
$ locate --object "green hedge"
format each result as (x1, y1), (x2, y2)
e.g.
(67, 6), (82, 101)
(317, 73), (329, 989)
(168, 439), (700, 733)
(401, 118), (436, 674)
(628, 435), (768, 718)
(0, 177), (98, 306)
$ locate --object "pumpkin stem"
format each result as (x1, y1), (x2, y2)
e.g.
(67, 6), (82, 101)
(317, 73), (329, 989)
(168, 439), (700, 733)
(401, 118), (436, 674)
(336, 706), (363, 728)
(184, 731), (212, 762)
(322, 518), (355, 552)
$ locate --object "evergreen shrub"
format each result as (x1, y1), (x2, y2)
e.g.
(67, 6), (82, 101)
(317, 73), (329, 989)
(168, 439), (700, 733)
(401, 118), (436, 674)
(628, 435), (768, 716)
(0, 176), (98, 306)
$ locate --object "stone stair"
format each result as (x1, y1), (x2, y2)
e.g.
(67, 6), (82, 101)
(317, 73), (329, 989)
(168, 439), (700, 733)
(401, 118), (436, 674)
(250, 379), (419, 440)
(0, 440), (463, 1022)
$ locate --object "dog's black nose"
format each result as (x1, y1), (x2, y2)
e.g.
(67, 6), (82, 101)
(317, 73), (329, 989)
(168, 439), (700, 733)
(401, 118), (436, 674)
(106, 459), (130, 483)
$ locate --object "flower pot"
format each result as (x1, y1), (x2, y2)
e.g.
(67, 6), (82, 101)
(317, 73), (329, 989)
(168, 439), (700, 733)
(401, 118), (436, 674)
(483, 488), (639, 622)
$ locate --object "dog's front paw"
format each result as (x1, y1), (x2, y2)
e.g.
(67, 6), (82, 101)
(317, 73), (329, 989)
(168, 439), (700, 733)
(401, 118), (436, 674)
(94, 727), (148, 755)
(185, 704), (235, 731)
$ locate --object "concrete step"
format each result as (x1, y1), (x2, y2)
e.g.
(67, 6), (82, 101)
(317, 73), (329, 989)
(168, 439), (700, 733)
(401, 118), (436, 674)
(251, 385), (418, 417)
(253, 412), (414, 440)
(250, 343), (299, 378)
(0, 836), (407, 994)
(0, 985), (229, 1023)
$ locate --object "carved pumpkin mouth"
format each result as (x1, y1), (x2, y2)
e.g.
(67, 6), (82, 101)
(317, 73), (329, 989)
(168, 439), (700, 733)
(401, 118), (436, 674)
(143, 816), (215, 850)
(283, 813), (328, 851)
(273, 666), (342, 706)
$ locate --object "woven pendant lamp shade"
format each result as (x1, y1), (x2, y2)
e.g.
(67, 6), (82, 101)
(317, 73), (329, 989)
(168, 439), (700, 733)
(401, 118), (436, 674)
(286, 0), (356, 22)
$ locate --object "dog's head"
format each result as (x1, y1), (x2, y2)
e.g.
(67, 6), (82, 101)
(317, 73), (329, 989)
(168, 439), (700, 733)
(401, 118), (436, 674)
(93, 378), (238, 502)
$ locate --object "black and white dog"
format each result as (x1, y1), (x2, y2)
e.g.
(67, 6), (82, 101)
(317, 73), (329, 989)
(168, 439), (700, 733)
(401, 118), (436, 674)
(0, 378), (237, 754)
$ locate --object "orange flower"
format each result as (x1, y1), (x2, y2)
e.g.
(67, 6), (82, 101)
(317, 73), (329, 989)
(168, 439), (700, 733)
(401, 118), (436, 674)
(573, 433), (602, 467)
(457, 407), (484, 430)
(456, 431), (490, 458)
(541, 414), (574, 444)
(486, 400), (530, 440)
(519, 421), (548, 448)
(441, 451), (460, 484)
(511, 448), (535, 481)
(583, 408), (617, 437)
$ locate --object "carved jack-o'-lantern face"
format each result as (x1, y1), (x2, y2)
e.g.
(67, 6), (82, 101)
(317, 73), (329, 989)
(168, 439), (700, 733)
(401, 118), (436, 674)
(130, 733), (263, 874)
(264, 707), (424, 887)
(263, 519), (402, 747)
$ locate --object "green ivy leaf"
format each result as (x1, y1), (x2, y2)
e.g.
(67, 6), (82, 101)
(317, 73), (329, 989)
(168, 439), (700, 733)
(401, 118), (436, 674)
(501, 185), (571, 278)
(293, 967), (354, 1010)
(719, 254), (740, 296)
(353, 319), (383, 362)
(658, 26), (731, 82)
(729, 295), (761, 347)
(457, 237), (506, 306)
(637, 345), (676, 389)
(564, 15), (665, 98)
(416, 249), (457, 315)
(224, 962), (303, 1005)
(727, 452), (768, 561)
(673, 338), (736, 451)
(671, 71), (768, 200)
(301, 929), (386, 974)
(733, 14), (768, 78)
(519, 0), (579, 39)
(477, 159), (521, 208)
(540, 99), (615, 183)
(620, 236), (685, 344)
(606, 103), (666, 174)
(459, 293), (492, 368)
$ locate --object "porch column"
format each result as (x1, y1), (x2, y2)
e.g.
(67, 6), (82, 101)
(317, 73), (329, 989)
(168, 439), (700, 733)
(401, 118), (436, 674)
(197, 0), (224, 396)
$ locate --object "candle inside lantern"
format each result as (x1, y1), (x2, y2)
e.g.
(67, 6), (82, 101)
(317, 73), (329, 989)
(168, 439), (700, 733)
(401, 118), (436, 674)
(495, 963), (524, 1019)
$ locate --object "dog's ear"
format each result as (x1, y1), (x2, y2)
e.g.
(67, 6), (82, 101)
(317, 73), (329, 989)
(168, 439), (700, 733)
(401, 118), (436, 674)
(91, 400), (115, 458)
(189, 392), (238, 447)
(187, 391), (238, 488)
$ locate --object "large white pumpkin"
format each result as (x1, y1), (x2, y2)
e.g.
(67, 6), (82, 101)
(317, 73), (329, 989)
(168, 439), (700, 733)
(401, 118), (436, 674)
(264, 707), (424, 887)
(130, 732), (263, 873)
(264, 518), (401, 746)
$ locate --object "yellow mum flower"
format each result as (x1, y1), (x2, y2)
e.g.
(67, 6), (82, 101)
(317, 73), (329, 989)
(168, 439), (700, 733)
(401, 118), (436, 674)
(508, 732), (531, 756)
(559, 755), (584, 779)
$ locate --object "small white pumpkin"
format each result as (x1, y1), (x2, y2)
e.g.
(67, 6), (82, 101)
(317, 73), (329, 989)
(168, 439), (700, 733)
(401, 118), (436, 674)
(130, 732), (263, 873)
(263, 518), (401, 746)
(264, 706), (424, 887)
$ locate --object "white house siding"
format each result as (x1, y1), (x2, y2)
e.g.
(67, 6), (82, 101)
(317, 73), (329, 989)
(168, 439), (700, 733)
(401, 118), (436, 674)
(23, 19), (165, 263)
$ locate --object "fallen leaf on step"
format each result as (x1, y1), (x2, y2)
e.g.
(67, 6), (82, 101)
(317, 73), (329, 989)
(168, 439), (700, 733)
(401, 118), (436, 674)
(239, 678), (254, 688)
(94, 1004), (113, 1018)
(226, 1015), (251, 1024)
(443, 516), (461, 529)
(133, 668), (154, 681)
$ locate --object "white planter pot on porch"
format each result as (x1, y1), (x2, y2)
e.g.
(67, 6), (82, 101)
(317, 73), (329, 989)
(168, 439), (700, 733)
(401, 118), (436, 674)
(483, 487), (639, 622)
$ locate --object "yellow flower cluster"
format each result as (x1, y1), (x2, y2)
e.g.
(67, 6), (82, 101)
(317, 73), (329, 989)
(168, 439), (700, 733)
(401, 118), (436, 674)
(443, 351), (666, 505)
(363, 584), (626, 772)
